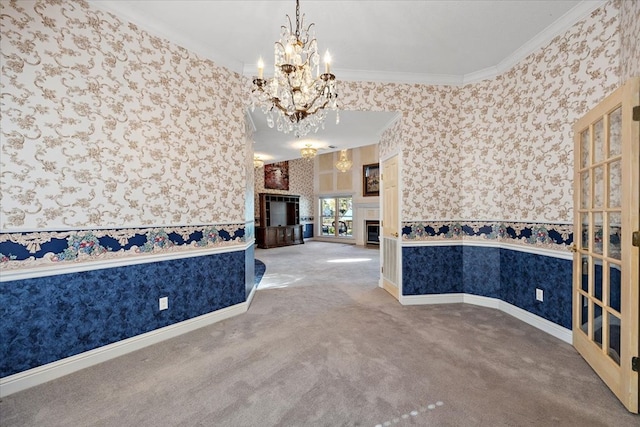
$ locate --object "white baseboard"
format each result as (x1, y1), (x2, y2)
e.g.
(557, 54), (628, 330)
(0, 301), (249, 398)
(400, 293), (572, 344)
(401, 293), (465, 305)
(246, 283), (257, 306)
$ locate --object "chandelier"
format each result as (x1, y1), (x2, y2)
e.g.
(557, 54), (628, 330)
(253, 156), (265, 168)
(335, 149), (352, 172)
(300, 144), (317, 161)
(250, 0), (339, 138)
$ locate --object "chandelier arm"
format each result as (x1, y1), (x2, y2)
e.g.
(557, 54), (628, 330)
(297, 80), (331, 111)
(270, 99), (292, 116)
(299, 22), (314, 45)
(285, 14), (293, 37)
(275, 41), (286, 52)
(302, 99), (330, 116)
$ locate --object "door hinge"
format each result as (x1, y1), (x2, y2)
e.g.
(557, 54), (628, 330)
(381, 266), (384, 273)
(380, 174), (383, 181)
(381, 221), (383, 227)
(633, 231), (640, 248)
(632, 356), (639, 372)
(633, 105), (640, 122)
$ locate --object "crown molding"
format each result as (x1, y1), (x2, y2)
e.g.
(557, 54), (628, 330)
(92, 0), (607, 87)
(492, 0), (607, 76)
(88, 0), (244, 74)
(243, 0), (607, 86)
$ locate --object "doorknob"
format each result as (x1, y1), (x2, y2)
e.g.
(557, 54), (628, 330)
(393, 232), (399, 237)
(569, 243), (577, 252)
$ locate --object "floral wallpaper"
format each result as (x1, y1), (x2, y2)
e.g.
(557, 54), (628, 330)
(0, 0), (247, 231)
(619, 0), (640, 82)
(254, 158), (314, 221)
(459, 0), (620, 222)
(378, 114), (402, 160)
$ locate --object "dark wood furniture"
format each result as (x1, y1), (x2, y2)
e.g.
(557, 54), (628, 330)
(256, 193), (304, 249)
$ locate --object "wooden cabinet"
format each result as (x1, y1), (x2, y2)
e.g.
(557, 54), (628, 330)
(256, 193), (304, 249)
(257, 224), (304, 249)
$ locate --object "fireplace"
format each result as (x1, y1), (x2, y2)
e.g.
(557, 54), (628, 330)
(366, 220), (380, 245)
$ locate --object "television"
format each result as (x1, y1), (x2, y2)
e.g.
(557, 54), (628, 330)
(269, 201), (287, 226)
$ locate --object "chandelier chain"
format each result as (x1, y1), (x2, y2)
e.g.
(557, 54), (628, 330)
(295, 0), (300, 40)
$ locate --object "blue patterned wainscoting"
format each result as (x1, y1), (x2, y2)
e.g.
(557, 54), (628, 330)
(500, 249), (572, 329)
(0, 250), (247, 378)
(402, 245), (573, 329)
(402, 245), (463, 295)
(303, 223), (314, 239)
(463, 246), (501, 299)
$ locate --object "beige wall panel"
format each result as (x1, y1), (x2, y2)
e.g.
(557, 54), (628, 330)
(319, 174), (334, 192)
(337, 172), (352, 191)
(360, 145), (379, 165)
(318, 153), (335, 171)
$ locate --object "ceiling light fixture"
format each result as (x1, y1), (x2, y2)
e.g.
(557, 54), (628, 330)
(335, 149), (352, 172)
(300, 144), (317, 161)
(254, 156), (265, 168)
(250, 0), (339, 138)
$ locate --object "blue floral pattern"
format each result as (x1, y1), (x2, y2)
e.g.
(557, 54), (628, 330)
(0, 223), (247, 270)
(445, 222), (463, 238)
(52, 233), (108, 261)
(403, 220), (572, 250)
(196, 227), (220, 247)
(138, 230), (174, 253)
(1, 253), (17, 263)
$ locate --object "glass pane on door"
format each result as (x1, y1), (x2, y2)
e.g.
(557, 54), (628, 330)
(580, 214), (589, 250)
(580, 129), (590, 167)
(608, 312), (620, 365)
(608, 160), (621, 207)
(593, 212), (603, 255)
(594, 118), (604, 163)
(580, 172), (590, 209)
(593, 303), (603, 347)
(608, 107), (622, 157)
(608, 212), (621, 260)
(580, 294), (589, 334)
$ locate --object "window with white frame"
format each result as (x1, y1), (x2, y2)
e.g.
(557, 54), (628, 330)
(320, 197), (353, 237)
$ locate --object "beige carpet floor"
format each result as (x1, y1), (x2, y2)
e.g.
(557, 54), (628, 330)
(1, 241), (638, 426)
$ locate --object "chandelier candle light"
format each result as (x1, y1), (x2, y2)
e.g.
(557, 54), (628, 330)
(251, 0), (339, 138)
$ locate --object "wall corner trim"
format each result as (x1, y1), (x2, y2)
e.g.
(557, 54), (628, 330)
(0, 300), (249, 397)
(400, 293), (572, 345)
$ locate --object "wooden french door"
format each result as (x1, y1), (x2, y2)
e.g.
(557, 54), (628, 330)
(572, 77), (639, 413)
(381, 155), (400, 300)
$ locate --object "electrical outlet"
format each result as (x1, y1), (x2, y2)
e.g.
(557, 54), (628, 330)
(159, 296), (168, 310)
(535, 288), (544, 302)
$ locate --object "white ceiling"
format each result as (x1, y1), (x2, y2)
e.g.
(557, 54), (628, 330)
(91, 0), (605, 163)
